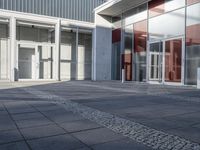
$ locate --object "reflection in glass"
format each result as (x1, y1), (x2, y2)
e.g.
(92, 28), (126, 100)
(112, 28), (121, 80)
(187, 0), (200, 5)
(149, 0), (165, 18)
(133, 20), (147, 82)
(186, 3), (200, 85)
(124, 25), (133, 81)
(165, 39), (182, 82)
(124, 4), (147, 26)
(149, 42), (163, 81)
(148, 0), (185, 18)
(149, 8), (185, 42)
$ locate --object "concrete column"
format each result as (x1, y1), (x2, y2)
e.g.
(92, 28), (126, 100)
(93, 13), (112, 80)
(54, 19), (61, 81)
(10, 16), (17, 82)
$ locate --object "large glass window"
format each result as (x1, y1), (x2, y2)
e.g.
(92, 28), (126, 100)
(149, 8), (185, 42)
(60, 28), (92, 80)
(0, 23), (9, 80)
(133, 20), (147, 82)
(60, 29), (77, 80)
(77, 30), (92, 80)
(17, 26), (54, 43)
(185, 3), (200, 85)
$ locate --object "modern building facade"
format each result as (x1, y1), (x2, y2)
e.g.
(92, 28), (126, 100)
(0, 0), (105, 82)
(94, 0), (200, 86)
(0, 0), (200, 86)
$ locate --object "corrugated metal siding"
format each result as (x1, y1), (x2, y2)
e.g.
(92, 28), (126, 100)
(0, 0), (106, 22)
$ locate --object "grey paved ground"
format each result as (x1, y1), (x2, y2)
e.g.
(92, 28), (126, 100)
(0, 81), (200, 150)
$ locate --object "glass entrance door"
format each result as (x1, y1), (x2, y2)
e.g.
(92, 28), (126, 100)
(148, 37), (183, 84)
(149, 42), (163, 82)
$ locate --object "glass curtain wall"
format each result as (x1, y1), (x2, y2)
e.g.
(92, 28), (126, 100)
(148, 0), (185, 83)
(0, 23), (9, 80)
(111, 0), (200, 85)
(124, 3), (148, 82)
(186, 2), (200, 85)
(60, 28), (92, 80)
(148, 8), (185, 42)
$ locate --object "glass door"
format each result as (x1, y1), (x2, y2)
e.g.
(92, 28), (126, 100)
(149, 42), (163, 82)
(18, 46), (36, 79)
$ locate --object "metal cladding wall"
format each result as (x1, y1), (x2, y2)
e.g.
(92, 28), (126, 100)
(0, 0), (106, 22)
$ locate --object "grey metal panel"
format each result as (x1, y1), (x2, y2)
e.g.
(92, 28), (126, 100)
(0, 0), (106, 22)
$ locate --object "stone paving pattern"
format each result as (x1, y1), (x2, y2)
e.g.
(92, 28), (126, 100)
(0, 81), (200, 150)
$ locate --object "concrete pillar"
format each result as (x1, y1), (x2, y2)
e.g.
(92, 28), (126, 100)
(197, 68), (200, 89)
(93, 13), (112, 80)
(10, 16), (17, 82)
(54, 19), (61, 81)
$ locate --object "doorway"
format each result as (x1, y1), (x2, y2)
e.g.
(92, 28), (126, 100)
(149, 37), (184, 85)
(18, 47), (36, 79)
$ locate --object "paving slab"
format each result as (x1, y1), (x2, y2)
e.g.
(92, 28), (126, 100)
(92, 138), (152, 150)
(43, 110), (84, 124)
(72, 128), (124, 146)
(74, 147), (91, 150)
(60, 119), (101, 133)
(16, 117), (53, 129)
(0, 129), (23, 144)
(0, 116), (17, 131)
(35, 105), (65, 112)
(20, 124), (66, 140)
(12, 112), (44, 121)
(28, 134), (86, 150)
(0, 141), (30, 150)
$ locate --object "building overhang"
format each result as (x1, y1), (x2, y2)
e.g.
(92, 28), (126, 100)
(0, 9), (95, 29)
(95, 0), (150, 17)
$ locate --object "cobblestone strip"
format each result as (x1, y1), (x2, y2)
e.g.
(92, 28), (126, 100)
(22, 87), (200, 150)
